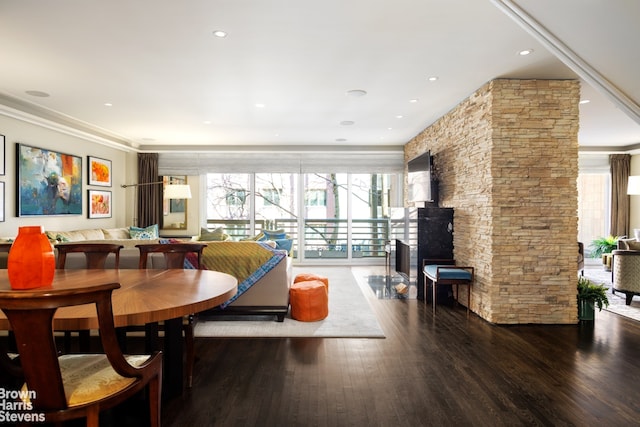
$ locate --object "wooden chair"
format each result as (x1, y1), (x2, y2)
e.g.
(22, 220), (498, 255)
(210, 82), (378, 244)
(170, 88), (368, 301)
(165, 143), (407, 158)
(136, 242), (207, 388)
(55, 243), (124, 352)
(55, 243), (124, 270)
(0, 282), (162, 426)
(136, 242), (206, 270)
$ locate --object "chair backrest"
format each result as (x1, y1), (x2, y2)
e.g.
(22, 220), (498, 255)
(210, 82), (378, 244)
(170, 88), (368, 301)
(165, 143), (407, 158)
(55, 243), (124, 269)
(0, 283), (135, 410)
(136, 243), (207, 269)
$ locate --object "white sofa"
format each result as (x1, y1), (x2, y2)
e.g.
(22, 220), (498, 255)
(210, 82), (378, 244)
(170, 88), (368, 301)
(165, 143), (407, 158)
(1, 227), (293, 321)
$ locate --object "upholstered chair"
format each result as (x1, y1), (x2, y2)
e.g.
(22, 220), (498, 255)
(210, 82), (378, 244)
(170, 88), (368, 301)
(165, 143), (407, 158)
(577, 242), (585, 276)
(612, 249), (640, 305)
(0, 282), (162, 426)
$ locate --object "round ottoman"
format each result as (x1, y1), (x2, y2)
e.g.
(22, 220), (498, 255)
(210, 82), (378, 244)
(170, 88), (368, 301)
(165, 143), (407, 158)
(289, 280), (329, 322)
(294, 273), (329, 293)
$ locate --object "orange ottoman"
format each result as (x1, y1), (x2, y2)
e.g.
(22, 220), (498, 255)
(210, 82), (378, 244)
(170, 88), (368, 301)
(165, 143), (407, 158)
(289, 280), (329, 322)
(294, 273), (329, 293)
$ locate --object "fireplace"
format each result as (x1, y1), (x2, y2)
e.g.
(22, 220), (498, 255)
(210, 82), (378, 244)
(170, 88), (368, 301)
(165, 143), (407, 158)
(395, 239), (411, 281)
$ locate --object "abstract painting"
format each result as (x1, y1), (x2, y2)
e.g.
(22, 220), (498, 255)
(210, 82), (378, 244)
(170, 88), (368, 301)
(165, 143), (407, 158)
(88, 156), (112, 187)
(16, 143), (82, 216)
(88, 190), (112, 218)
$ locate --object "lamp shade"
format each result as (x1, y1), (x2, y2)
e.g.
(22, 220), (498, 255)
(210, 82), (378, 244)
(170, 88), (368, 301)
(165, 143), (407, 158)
(164, 184), (192, 199)
(628, 176), (640, 195)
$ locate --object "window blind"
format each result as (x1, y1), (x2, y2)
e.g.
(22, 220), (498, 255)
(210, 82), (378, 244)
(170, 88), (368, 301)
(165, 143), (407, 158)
(158, 146), (405, 175)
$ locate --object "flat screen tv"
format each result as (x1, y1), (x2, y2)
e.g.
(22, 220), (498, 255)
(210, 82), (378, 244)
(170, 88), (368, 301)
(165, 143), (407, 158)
(407, 151), (432, 204)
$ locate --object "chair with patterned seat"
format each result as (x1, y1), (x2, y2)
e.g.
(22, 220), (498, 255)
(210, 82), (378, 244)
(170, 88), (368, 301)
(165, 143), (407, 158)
(0, 282), (162, 427)
(136, 242), (207, 388)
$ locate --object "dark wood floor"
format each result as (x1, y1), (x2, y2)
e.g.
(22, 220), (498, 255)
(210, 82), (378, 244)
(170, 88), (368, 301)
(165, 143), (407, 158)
(159, 267), (640, 427)
(7, 266), (640, 426)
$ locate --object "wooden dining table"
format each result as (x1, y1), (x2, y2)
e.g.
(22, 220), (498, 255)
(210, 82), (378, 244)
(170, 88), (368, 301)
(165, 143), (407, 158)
(0, 268), (237, 398)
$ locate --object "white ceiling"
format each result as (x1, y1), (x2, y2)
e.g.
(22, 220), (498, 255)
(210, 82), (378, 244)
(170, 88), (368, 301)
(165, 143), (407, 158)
(0, 0), (638, 152)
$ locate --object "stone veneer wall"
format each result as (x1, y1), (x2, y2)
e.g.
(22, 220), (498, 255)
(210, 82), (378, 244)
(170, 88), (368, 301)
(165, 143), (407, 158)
(405, 79), (580, 324)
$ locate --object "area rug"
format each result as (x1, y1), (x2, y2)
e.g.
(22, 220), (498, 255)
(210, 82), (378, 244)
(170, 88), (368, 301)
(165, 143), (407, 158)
(583, 266), (640, 322)
(194, 267), (385, 338)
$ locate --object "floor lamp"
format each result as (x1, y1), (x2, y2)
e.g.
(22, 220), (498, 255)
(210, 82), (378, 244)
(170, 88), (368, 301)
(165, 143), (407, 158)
(627, 176), (640, 240)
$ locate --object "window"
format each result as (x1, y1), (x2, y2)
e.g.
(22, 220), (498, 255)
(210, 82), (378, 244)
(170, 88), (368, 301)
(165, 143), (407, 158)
(577, 154), (611, 257)
(206, 171), (401, 262)
(305, 190), (326, 207)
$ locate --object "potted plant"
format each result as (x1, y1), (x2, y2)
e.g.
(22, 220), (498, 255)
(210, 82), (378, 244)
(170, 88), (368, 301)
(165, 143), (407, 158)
(589, 235), (619, 258)
(577, 276), (609, 321)
(589, 235), (619, 271)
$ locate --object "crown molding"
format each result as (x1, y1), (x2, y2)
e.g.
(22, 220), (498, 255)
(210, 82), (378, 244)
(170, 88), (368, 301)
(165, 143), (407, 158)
(0, 92), (137, 152)
(491, 0), (640, 125)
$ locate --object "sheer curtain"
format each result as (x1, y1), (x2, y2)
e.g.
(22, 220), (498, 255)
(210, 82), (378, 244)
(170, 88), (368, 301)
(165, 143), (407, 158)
(610, 154), (631, 237)
(137, 153), (162, 228)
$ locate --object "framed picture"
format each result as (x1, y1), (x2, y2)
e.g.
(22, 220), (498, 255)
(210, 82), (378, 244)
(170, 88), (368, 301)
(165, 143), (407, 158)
(16, 143), (82, 216)
(88, 156), (112, 187)
(0, 182), (4, 222)
(0, 134), (5, 176)
(88, 189), (112, 218)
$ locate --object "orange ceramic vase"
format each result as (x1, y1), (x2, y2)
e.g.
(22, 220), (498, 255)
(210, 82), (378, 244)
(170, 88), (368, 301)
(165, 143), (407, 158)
(7, 226), (55, 290)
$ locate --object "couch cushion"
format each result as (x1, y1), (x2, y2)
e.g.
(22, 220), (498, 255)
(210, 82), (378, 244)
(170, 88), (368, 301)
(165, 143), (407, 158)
(46, 228), (106, 242)
(263, 229), (287, 240)
(424, 265), (472, 281)
(198, 227), (228, 241)
(102, 227), (131, 240)
(129, 224), (159, 240)
(625, 240), (640, 251)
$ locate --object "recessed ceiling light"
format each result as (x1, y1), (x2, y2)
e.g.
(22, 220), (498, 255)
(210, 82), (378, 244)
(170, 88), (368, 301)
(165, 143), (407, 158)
(255, 103), (265, 108)
(409, 99), (419, 103)
(579, 99), (591, 105)
(346, 89), (367, 97)
(340, 120), (355, 126)
(387, 127), (393, 130)
(518, 49), (534, 56)
(25, 90), (50, 97)
(203, 120), (212, 125)
(104, 102), (113, 107)
(396, 115), (404, 119)
(213, 30), (227, 38)
(427, 76), (439, 82)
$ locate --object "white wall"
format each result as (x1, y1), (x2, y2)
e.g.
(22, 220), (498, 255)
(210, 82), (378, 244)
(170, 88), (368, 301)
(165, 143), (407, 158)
(0, 114), (132, 238)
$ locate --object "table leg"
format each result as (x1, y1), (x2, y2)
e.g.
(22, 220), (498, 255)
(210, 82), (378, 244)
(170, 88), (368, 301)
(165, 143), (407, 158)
(163, 317), (183, 399)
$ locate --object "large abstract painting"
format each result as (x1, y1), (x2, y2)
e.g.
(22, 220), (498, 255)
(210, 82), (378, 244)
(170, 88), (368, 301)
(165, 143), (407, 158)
(16, 143), (82, 216)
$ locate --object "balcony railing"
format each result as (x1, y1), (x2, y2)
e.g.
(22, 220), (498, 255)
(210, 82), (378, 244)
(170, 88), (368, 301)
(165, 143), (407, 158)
(206, 218), (396, 260)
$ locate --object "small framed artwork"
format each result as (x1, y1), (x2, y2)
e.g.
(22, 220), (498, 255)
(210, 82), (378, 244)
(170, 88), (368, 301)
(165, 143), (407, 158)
(88, 189), (112, 218)
(17, 143), (82, 216)
(0, 134), (5, 176)
(0, 182), (4, 222)
(88, 156), (112, 187)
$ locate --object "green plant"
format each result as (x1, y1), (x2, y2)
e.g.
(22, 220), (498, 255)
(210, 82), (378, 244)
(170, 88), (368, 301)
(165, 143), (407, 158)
(588, 235), (619, 258)
(577, 276), (610, 311)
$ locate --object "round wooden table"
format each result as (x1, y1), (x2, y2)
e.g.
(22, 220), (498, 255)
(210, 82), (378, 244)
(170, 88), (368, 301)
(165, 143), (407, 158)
(0, 269), (238, 397)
